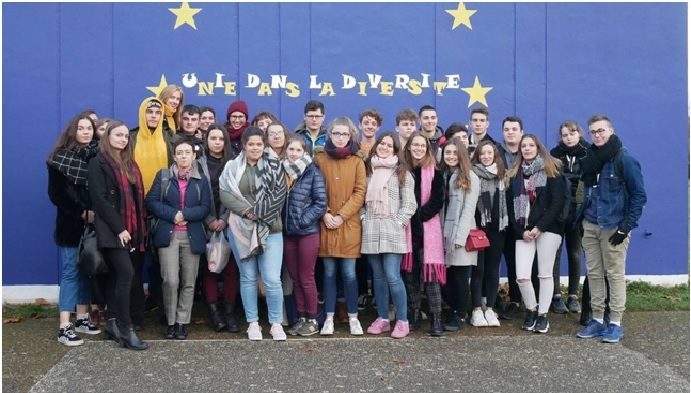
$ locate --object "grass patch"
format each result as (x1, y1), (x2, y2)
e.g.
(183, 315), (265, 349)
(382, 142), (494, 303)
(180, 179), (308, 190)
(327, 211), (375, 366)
(625, 281), (689, 311)
(3, 304), (57, 322)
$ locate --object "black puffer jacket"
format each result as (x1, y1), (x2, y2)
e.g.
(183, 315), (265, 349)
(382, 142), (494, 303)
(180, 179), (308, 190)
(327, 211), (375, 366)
(282, 163), (327, 236)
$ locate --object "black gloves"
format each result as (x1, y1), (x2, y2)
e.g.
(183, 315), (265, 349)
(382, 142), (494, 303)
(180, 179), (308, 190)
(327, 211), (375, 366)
(609, 228), (629, 246)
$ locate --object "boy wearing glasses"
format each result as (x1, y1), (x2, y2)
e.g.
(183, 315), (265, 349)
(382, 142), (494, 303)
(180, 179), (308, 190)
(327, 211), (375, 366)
(296, 100), (327, 155)
(576, 114), (646, 343)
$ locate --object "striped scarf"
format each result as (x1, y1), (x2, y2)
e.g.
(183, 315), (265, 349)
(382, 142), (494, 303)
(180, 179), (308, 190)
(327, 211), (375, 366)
(99, 148), (147, 251)
(282, 155), (312, 181)
(511, 156), (547, 228)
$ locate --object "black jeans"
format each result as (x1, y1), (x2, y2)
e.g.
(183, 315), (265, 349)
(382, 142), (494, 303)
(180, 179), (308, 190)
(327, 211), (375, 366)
(102, 248), (135, 328)
(502, 227), (521, 303)
(446, 266), (471, 316)
(473, 229), (505, 308)
(553, 223), (582, 296)
(129, 251), (145, 326)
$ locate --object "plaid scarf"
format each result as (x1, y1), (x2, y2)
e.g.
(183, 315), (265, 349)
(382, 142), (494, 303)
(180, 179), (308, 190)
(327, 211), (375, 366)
(99, 148), (147, 251)
(282, 155), (312, 181)
(511, 156), (547, 228)
(49, 141), (98, 186)
(473, 163), (508, 230)
(220, 151), (287, 259)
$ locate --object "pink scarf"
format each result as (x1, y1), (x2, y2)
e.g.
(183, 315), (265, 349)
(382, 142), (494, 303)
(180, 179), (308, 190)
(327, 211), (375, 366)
(366, 155), (398, 217)
(401, 163), (445, 284)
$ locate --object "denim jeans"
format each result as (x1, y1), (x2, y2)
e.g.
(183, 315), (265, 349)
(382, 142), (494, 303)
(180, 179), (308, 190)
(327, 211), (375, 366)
(227, 230), (284, 324)
(58, 246), (91, 312)
(367, 253), (407, 322)
(323, 258), (358, 314)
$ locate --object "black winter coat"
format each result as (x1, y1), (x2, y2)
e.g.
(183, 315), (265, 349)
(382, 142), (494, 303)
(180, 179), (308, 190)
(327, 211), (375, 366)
(88, 153), (147, 249)
(282, 163), (327, 236)
(47, 164), (91, 247)
(507, 173), (565, 239)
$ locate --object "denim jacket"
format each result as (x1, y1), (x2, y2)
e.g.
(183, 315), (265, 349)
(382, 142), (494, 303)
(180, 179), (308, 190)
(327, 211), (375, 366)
(578, 148), (646, 232)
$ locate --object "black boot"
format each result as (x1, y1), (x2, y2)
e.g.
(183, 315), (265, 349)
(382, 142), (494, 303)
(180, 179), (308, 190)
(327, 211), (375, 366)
(429, 313), (444, 337)
(224, 303), (240, 333)
(409, 308), (422, 332)
(104, 318), (120, 341)
(118, 323), (148, 350)
(208, 303), (226, 332)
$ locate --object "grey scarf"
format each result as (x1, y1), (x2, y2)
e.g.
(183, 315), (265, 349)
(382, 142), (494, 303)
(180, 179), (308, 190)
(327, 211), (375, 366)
(472, 163), (508, 230)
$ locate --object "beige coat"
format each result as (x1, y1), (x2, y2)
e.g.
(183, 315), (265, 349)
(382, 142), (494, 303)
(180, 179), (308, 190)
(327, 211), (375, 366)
(442, 170), (480, 266)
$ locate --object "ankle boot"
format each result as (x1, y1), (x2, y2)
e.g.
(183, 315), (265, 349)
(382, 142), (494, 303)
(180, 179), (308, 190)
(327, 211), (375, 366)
(409, 308), (422, 332)
(224, 303), (240, 333)
(429, 313), (444, 337)
(208, 303), (226, 332)
(104, 318), (120, 341)
(118, 324), (148, 350)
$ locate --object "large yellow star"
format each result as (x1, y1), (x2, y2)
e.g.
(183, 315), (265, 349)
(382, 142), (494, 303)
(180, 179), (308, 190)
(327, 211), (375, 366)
(461, 76), (493, 107)
(169, 2), (202, 30)
(445, 2), (477, 30)
(146, 74), (168, 97)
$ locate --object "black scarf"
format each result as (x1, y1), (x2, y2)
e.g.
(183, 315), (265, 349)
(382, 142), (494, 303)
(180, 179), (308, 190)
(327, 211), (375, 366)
(49, 141), (99, 186)
(580, 134), (622, 187)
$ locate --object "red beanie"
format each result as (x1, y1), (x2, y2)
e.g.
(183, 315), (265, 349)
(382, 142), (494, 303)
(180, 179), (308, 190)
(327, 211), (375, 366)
(226, 100), (249, 121)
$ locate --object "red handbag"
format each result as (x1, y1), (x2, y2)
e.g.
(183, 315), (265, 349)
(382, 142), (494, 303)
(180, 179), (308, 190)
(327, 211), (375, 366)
(465, 229), (490, 251)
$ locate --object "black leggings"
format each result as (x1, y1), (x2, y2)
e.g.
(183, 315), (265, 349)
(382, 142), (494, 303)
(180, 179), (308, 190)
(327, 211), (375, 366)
(553, 223), (582, 296)
(472, 229), (505, 308)
(446, 266), (471, 316)
(102, 248), (135, 328)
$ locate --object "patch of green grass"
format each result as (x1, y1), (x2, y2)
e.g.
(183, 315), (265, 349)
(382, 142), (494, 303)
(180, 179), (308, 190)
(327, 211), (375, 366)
(3, 304), (57, 321)
(625, 281), (689, 311)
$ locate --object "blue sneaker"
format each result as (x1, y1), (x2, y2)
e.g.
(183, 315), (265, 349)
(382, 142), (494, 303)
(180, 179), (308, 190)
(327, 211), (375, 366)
(602, 323), (624, 343)
(576, 320), (607, 338)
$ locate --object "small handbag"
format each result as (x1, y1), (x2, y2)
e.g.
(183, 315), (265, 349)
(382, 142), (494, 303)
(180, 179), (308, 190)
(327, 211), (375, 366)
(465, 228), (490, 252)
(77, 225), (109, 275)
(206, 231), (231, 274)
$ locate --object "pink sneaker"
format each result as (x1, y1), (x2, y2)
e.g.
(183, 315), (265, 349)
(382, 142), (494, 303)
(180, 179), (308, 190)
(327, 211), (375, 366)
(390, 320), (410, 339)
(366, 317), (391, 335)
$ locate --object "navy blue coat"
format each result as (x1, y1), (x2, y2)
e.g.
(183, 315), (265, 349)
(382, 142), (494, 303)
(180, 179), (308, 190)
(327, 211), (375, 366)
(145, 166), (211, 255)
(282, 163), (327, 236)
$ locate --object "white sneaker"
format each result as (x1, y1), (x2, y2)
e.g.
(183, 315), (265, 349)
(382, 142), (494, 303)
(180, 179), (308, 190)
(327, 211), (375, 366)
(270, 323), (287, 341)
(349, 317), (363, 335)
(484, 309), (501, 327)
(247, 322), (263, 341)
(320, 318), (334, 335)
(470, 309), (489, 327)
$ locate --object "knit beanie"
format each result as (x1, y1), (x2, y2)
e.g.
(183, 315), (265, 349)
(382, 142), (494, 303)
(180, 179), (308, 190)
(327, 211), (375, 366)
(226, 100), (249, 121)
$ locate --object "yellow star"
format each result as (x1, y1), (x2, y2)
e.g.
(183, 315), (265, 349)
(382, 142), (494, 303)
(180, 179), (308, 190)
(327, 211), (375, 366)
(445, 2), (477, 30)
(146, 74), (168, 97)
(461, 76), (493, 107)
(169, 2), (202, 30)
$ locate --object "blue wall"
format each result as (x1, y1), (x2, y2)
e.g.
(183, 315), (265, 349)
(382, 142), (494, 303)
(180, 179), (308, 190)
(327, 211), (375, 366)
(3, 2), (687, 285)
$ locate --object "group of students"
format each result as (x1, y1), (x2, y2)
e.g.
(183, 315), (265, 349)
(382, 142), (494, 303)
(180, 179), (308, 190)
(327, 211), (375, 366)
(48, 88), (645, 349)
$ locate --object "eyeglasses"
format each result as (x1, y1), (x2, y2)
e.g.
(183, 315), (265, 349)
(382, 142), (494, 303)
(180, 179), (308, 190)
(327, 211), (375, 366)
(305, 115), (324, 120)
(331, 132), (350, 138)
(268, 131), (284, 137)
(589, 128), (608, 136)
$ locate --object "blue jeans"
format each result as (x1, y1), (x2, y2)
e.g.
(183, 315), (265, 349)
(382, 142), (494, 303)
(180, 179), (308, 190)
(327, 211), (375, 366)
(323, 258), (358, 314)
(227, 230), (284, 324)
(367, 253), (408, 322)
(58, 246), (91, 312)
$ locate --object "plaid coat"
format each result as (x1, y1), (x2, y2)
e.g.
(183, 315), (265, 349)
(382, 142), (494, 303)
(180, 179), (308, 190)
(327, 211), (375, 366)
(360, 170), (417, 254)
